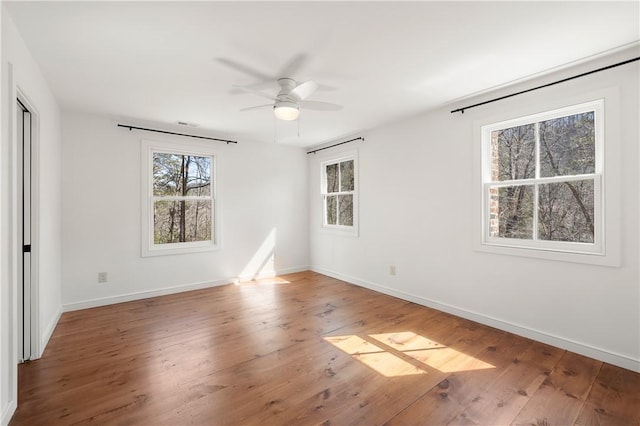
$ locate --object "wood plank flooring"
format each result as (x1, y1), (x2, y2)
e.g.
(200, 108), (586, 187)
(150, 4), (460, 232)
(9, 271), (640, 425)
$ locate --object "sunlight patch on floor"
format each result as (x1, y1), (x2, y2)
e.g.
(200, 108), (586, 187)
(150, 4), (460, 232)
(324, 335), (427, 377)
(325, 331), (495, 378)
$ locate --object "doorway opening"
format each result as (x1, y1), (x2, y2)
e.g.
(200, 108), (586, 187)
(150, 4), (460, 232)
(17, 98), (36, 362)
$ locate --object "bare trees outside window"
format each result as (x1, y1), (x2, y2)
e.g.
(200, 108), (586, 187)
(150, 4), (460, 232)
(153, 152), (212, 244)
(537, 113), (595, 243)
(483, 101), (601, 251)
(323, 157), (355, 228)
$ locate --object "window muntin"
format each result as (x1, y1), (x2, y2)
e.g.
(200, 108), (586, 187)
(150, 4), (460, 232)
(322, 156), (356, 229)
(141, 140), (217, 256)
(482, 100), (603, 254)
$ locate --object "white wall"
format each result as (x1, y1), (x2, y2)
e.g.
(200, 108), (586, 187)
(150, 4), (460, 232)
(0, 7), (8, 425)
(61, 112), (309, 309)
(309, 48), (640, 372)
(1, 10), (63, 425)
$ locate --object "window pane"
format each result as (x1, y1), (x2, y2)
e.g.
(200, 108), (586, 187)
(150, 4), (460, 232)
(154, 200), (212, 244)
(489, 185), (534, 239)
(491, 124), (535, 181)
(326, 195), (337, 225)
(326, 163), (339, 193)
(153, 153), (181, 196)
(153, 153), (211, 196)
(338, 194), (353, 226)
(539, 112), (595, 178)
(340, 160), (354, 192)
(538, 179), (594, 243)
(185, 156), (211, 196)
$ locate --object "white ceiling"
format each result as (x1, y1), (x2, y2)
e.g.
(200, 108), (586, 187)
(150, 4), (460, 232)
(5, 1), (639, 147)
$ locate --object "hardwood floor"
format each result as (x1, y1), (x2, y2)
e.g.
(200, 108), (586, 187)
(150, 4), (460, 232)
(9, 271), (640, 425)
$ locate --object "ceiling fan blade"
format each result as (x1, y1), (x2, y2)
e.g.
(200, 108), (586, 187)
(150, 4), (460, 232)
(300, 100), (343, 111)
(288, 81), (319, 102)
(278, 53), (309, 78)
(240, 104), (274, 112)
(317, 83), (339, 92)
(216, 58), (271, 82)
(233, 85), (277, 101)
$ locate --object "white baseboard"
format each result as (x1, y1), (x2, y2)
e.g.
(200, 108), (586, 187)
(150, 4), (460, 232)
(62, 265), (310, 312)
(1, 400), (17, 426)
(235, 265), (309, 283)
(311, 266), (640, 373)
(37, 306), (63, 359)
(63, 278), (233, 312)
(276, 265), (310, 275)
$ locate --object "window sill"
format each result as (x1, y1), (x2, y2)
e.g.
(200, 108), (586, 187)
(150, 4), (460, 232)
(320, 225), (359, 238)
(475, 241), (619, 267)
(142, 241), (219, 257)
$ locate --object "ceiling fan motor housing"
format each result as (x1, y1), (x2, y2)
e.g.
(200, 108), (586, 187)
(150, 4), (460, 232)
(273, 78), (301, 120)
(277, 78), (298, 96)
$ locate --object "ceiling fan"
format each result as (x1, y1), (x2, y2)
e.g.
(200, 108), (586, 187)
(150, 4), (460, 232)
(238, 77), (342, 121)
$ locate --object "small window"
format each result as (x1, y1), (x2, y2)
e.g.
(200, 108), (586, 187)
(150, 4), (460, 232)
(481, 100), (603, 255)
(321, 153), (358, 234)
(141, 140), (218, 256)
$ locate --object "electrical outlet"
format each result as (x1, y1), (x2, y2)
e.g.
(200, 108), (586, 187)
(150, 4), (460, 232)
(98, 272), (108, 283)
(389, 265), (396, 276)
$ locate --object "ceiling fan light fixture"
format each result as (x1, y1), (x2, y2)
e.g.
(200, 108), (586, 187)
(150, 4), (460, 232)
(274, 101), (299, 121)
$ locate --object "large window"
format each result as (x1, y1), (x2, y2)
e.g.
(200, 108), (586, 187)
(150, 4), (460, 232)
(141, 140), (217, 256)
(480, 100), (603, 255)
(321, 153), (357, 233)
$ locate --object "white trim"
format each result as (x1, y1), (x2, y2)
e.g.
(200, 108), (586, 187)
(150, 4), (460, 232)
(37, 306), (62, 359)
(140, 139), (220, 257)
(62, 265), (309, 312)
(311, 266), (640, 373)
(319, 150), (359, 237)
(1, 62), (19, 426)
(486, 173), (598, 187)
(0, 46), (3, 423)
(63, 278), (230, 311)
(481, 100), (602, 252)
(234, 265), (309, 283)
(481, 100), (604, 140)
(474, 89), (621, 266)
(1, 401), (17, 426)
(16, 89), (41, 360)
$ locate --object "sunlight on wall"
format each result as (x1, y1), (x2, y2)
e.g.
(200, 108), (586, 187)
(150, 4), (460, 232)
(325, 331), (494, 378)
(237, 228), (276, 282)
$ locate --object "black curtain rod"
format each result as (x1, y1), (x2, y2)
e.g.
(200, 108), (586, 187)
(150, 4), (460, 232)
(117, 124), (238, 144)
(307, 137), (364, 154)
(451, 56), (640, 114)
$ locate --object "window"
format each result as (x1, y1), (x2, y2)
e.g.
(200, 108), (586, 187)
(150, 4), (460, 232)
(321, 153), (357, 234)
(480, 100), (603, 255)
(141, 140), (218, 256)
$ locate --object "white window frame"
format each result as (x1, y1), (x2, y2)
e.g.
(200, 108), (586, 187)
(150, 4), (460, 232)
(141, 139), (219, 257)
(320, 151), (358, 236)
(480, 100), (604, 256)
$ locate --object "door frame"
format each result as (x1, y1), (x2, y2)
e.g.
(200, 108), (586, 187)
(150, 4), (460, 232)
(16, 88), (40, 361)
